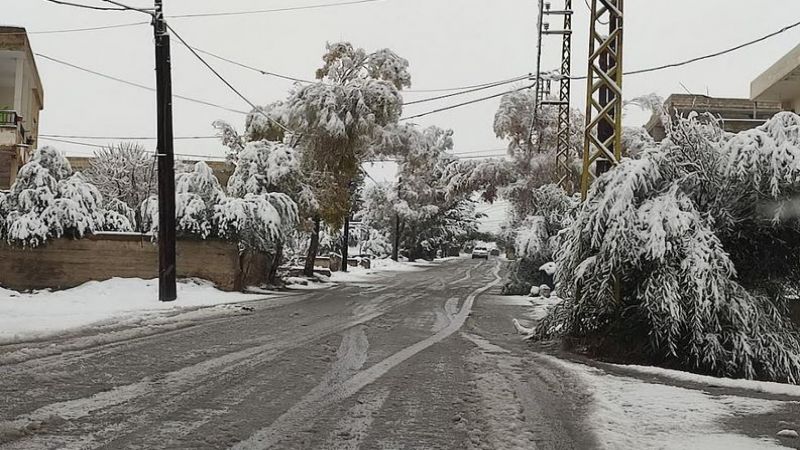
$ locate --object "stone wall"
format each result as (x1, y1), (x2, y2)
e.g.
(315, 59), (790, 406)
(0, 233), (268, 291)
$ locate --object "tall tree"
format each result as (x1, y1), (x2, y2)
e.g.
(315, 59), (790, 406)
(285, 42), (411, 275)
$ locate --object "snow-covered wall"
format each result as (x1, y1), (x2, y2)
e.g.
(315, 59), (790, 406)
(0, 233), (268, 292)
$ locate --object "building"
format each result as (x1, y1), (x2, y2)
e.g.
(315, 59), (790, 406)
(0, 26), (44, 189)
(751, 42), (800, 112)
(645, 94), (782, 142)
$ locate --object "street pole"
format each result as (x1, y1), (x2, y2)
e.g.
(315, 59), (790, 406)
(391, 213), (400, 262)
(341, 214), (350, 272)
(153, 0), (177, 302)
(391, 177), (402, 262)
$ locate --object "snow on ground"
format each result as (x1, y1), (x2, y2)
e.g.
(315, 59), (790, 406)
(613, 363), (800, 398)
(290, 257), (445, 286)
(537, 354), (788, 449)
(0, 278), (271, 343)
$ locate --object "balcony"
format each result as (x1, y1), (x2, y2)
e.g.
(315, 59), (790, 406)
(0, 110), (25, 148)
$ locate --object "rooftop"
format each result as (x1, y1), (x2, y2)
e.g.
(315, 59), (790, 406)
(751, 42), (800, 103)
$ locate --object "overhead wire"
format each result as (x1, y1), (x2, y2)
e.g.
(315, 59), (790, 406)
(40, 136), (229, 160)
(192, 44), (531, 95)
(31, 2), (800, 125)
(400, 84), (535, 121)
(40, 134), (219, 140)
(402, 76), (530, 106)
(168, 0), (384, 18)
(42, 0), (128, 12)
(164, 23), (298, 134)
(35, 53), (250, 115)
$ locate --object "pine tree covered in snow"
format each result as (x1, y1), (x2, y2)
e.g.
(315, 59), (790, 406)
(536, 112), (800, 382)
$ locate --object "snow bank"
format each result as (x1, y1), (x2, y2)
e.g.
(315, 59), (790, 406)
(537, 354), (786, 449)
(315, 257), (440, 285)
(613, 363), (800, 397)
(0, 278), (269, 343)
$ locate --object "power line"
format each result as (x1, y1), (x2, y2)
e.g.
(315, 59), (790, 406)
(192, 44), (532, 95)
(35, 53), (250, 115)
(403, 76), (530, 106)
(567, 17), (800, 81)
(40, 133), (219, 140)
(39, 136), (229, 160)
(451, 147), (507, 155)
(401, 84), (535, 121)
(43, 0), (128, 12)
(168, 0), (384, 18)
(14, 22), (149, 35)
(191, 46), (314, 84)
(165, 23), (298, 134)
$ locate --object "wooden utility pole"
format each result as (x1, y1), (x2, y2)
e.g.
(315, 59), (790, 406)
(581, 0), (624, 199)
(153, 0), (177, 301)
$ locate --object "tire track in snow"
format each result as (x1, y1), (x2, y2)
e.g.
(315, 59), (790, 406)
(432, 297), (461, 332)
(320, 388), (390, 450)
(0, 293), (413, 449)
(232, 260), (503, 449)
(450, 260), (483, 286)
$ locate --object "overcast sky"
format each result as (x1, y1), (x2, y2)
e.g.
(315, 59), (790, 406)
(8, 0), (800, 230)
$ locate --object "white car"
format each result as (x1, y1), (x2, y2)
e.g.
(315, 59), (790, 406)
(471, 246), (489, 259)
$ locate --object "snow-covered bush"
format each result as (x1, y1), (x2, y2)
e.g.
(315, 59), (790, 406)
(1, 147), (132, 246)
(215, 193), (297, 252)
(141, 161), (298, 253)
(83, 142), (155, 230)
(501, 184), (575, 295)
(537, 112), (800, 383)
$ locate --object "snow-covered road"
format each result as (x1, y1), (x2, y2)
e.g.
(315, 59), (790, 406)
(0, 257), (797, 449)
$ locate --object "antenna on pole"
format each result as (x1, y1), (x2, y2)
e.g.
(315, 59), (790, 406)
(581, 0), (623, 200)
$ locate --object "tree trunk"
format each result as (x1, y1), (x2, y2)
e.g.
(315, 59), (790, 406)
(407, 225), (417, 262)
(268, 241), (283, 285)
(391, 213), (400, 262)
(341, 215), (350, 272)
(304, 216), (321, 277)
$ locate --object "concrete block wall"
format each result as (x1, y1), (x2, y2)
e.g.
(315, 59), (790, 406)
(0, 233), (268, 291)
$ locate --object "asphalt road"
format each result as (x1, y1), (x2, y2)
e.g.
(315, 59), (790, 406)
(0, 257), (592, 449)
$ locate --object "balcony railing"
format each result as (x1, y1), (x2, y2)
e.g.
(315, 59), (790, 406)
(0, 110), (18, 127)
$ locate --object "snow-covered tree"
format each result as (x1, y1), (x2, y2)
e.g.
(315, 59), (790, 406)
(141, 161), (298, 257)
(83, 142), (155, 230)
(3, 146), (132, 246)
(285, 41), (410, 273)
(537, 112), (800, 382)
(358, 124), (481, 260)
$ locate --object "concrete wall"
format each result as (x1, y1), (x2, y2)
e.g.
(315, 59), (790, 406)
(0, 233), (269, 292)
(645, 94), (784, 142)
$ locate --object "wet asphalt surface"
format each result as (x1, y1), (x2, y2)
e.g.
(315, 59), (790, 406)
(0, 257), (591, 449)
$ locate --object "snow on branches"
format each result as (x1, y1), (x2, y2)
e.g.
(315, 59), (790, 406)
(84, 142), (155, 230)
(537, 112), (800, 382)
(2, 146), (133, 246)
(141, 161), (298, 253)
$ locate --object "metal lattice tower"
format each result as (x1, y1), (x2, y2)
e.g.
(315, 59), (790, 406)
(541, 1), (574, 192)
(581, 0), (623, 200)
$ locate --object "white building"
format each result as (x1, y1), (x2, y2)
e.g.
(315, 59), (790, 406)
(751, 42), (800, 113)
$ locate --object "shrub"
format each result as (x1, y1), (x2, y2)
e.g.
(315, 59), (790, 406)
(536, 113), (800, 382)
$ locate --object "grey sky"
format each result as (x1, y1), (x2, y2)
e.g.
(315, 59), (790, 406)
(9, 0), (800, 231)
